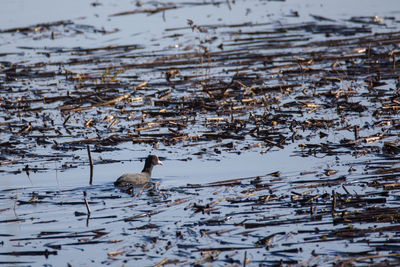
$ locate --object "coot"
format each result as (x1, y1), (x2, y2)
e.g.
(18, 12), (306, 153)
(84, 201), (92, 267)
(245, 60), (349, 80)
(114, 155), (163, 186)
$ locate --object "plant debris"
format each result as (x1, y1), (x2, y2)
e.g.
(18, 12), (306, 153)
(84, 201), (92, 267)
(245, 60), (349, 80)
(1, 0), (400, 265)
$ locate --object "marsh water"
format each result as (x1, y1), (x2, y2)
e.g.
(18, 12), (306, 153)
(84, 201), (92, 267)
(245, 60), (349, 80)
(1, 0), (400, 266)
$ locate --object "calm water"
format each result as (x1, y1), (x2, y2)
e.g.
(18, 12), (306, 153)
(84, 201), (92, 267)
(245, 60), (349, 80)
(1, 0), (400, 265)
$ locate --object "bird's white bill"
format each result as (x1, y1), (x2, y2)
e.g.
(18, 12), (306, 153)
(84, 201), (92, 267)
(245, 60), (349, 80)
(157, 160), (164, 165)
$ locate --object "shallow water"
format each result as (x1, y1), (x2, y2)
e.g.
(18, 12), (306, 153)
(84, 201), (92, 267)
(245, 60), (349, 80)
(1, 0), (400, 265)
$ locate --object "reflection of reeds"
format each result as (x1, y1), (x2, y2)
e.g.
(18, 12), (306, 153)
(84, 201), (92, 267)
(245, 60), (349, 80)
(1, 5), (400, 264)
(3, 160), (400, 265)
(83, 190), (91, 215)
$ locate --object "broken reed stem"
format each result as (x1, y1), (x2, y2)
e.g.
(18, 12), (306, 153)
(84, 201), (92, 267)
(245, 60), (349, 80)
(87, 145), (93, 185)
(331, 190), (336, 214)
(243, 251), (247, 267)
(83, 191), (91, 215)
(154, 258), (168, 267)
(310, 201), (314, 215)
(354, 125), (359, 140)
(342, 184), (350, 195)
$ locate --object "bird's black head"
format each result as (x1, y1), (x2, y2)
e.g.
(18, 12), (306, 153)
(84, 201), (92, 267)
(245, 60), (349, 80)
(142, 155), (163, 172)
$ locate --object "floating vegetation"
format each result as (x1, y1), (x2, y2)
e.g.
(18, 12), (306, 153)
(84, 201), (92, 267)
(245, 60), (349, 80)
(2, 165), (400, 265)
(1, 0), (400, 265)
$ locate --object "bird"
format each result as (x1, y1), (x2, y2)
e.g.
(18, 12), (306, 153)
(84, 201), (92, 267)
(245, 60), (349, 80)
(114, 155), (163, 186)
